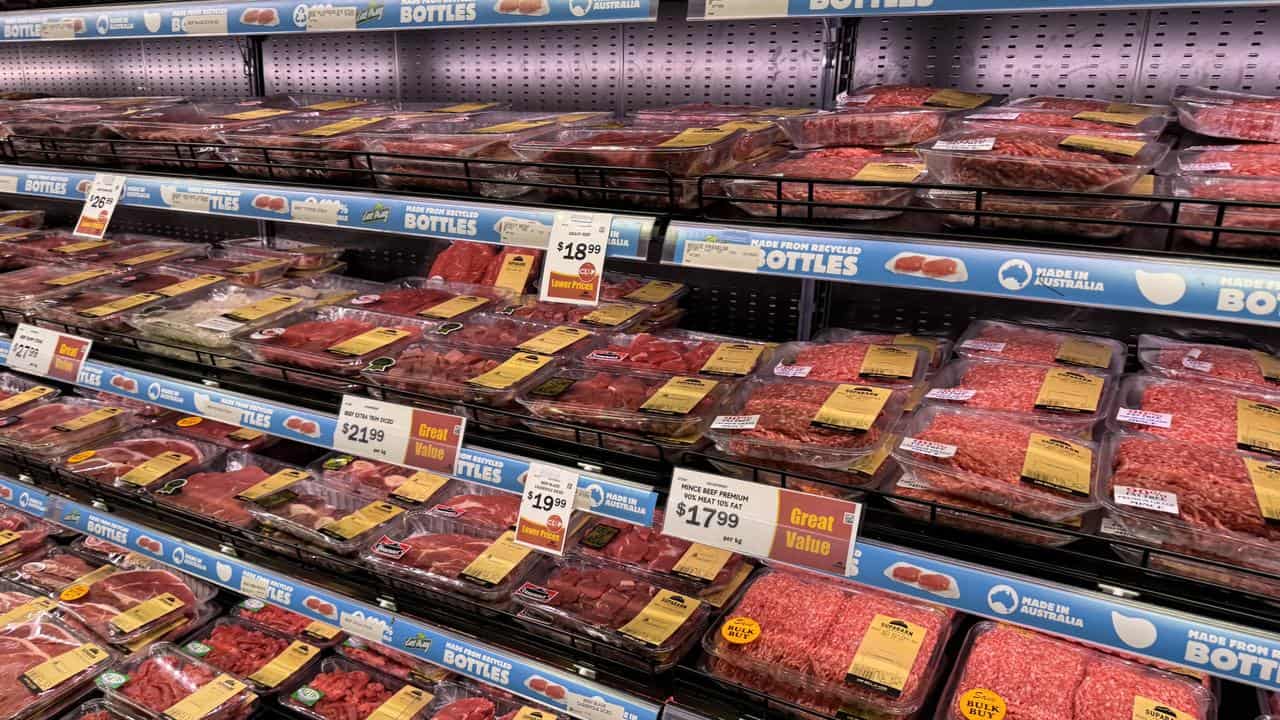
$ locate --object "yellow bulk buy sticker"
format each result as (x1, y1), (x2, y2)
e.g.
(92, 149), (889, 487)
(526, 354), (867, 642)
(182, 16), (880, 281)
(1019, 433), (1093, 496)
(639, 376), (719, 416)
(1239, 399), (1280, 455)
(811, 385), (893, 432)
(419, 295), (490, 319)
(720, 616), (762, 645)
(461, 531), (533, 586)
(110, 592), (185, 634)
(845, 615), (927, 697)
(858, 344), (918, 379)
(1055, 338), (1113, 369)
(701, 343), (764, 376)
(1059, 135), (1146, 157)
(325, 327), (411, 357)
(163, 673), (250, 720)
(466, 352), (556, 390)
(517, 326), (593, 355)
(617, 590), (701, 647)
(119, 451), (194, 487)
(959, 688), (1006, 720)
(1034, 368), (1105, 413)
(0, 385), (54, 412)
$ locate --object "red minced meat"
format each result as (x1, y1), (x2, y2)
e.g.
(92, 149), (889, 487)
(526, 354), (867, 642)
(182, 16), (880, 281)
(938, 131), (1147, 192)
(1129, 378), (1275, 452)
(731, 380), (895, 452)
(960, 323), (1119, 370)
(302, 668), (396, 720)
(784, 340), (920, 386)
(198, 621), (290, 678)
(1150, 341), (1278, 390)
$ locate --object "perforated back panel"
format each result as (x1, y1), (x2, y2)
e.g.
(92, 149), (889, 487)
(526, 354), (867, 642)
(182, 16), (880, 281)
(1137, 7), (1280, 102)
(263, 32), (399, 99)
(0, 37), (249, 97)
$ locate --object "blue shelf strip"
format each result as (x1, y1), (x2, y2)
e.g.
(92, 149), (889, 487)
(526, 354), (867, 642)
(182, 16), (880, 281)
(0, 339), (659, 527)
(666, 221), (1280, 327)
(1, 167), (653, 259)
(0, 474), (660, 720)
(0, 0), (658, 41)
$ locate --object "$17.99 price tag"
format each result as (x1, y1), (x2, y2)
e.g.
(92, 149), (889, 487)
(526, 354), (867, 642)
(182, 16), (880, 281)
(515, 462), (579, 554)
(539, 212), (612, 306)
(73, 174), (127, 240)
(334, 395), (465, 475)
(5, 323), (93, 383)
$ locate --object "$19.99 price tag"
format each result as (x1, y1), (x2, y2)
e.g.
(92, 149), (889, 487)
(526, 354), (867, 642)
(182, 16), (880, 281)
(334, 395), (465, 475)
(515, 462), (579, 554)
(5, 323), (92, 383)
(539, 212), (612, 307)
(73, 174), (127, 240)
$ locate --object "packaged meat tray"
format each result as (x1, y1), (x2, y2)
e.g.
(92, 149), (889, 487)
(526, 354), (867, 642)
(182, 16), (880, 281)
(225, 237), (344, 271)
(94, 238), (210, 270)
(0, 210), (43, 230)
(707, 377), (906, 468)
(69, 535), (149, 570)
(96, 642), (258, 720)
(707, 432), (899, 493)
(918, 186), (1157, 240)
(954, 319), (1127, 374)
(428, 486), (521, 529)
(934, 622), (1214, 720)
(98, 105), (271, 171)
(363, 131), (527, 198)
(583, 331), (772, 377)
(0, 615), (118, 720)
(1138, 334), (1280, 391)
(57, 567), (217, 645)
(181, 617), (322, 695)
(219, 114), (396, 181)
(954, 106), (1169, 135)
(916, 130), (1168, 192)
(892, 405), (1102, 523)
(241, 306), (434, 384)
(59, 699), (133, 720)
(1112, 374), (1280, 456)
(514, 556), (713, 671)
(167, 415), (277, 452)
(0, 230), (123, 264)
(179, 249), (296, 287)
(246, 478), (409, 556)
(704, 567), (955, 719)
(0, 510), (56, 566)
(310, 452), (439, 499)
(61, 429), (223, 490)
(631, 102), (789, 125)
(770, 339), (929, 388)
(493, 295), (652, 332)
(426, 680), (558, 720)
(512, 126), (742, 177)
(621, 117), (784, 162)
(426, 241), (543, 293)
(362, 512), (540, 605)
(1101, 433), (1280, 574)
(76, 389), (168, 422)
(29, 264), (227, 336)
(600, 273), (688, 312)
(344, 278), (508, 319)
(267, 274), (381, 306)
(0, 263), (124, 311)
(722, 148), (924, 220)
(923, 358), (1115, 435)
(334, 637), (451, 689)
(280, 656), (439, 720)
(0, 396), (138, 460)
(109, 264), (230, 296)
(1169, 148), (1280, 248)
(521, 167), (706, 211)
(5, 546), (106, 594)
(232, 599), (344, 648)
(815, 329), (952, 371)
(431, 315), (600, 359)
(842, 84), (1000, 110)
(1009, 95), (1171, 116)
(773, 107), (948, 148)
(365, 342), (563, 411)
(151, 451), (308, 529)
(1173, 86), (1280, 143)
(126, 284), (312, 353)
(0, 371), (58, 416)
(886, 470), (1079, 547)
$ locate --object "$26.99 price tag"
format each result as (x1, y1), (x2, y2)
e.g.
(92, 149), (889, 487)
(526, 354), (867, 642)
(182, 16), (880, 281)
(539, 212), (612, 306)
(515, 462), (579, 554)
(5, 323), (93, 383)
(334, 395), (465, 475)
(73, 174), (127, 240)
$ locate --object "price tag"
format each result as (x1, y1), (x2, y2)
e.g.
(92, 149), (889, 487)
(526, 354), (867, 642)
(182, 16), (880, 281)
(664, 468), (862, 577)
(73, 174), (126, 240)
(291, 200), (341, 225)
(540, 212), (611, 306)
(6, 324), (92, 383)
(335, 395), (465, 475)
(39, 18), (79, 39)
(515, 462), (579, 554)
(306, 5), (357, 31)
(680, 239), (761, 273)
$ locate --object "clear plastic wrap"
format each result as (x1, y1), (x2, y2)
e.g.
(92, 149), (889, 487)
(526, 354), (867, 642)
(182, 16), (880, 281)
(266, 274), (381, 306)
(1137, 334), (1280, 392)
(1009, 96), (1171, 116)
(428, 486), (522, 530)
(95, 239), (210, 269)
(365, 342), (563, 410)
(246, 479), (409, 556)
(280, 656), (438, 720)
(1169, 147), (1280, 248)
(706, 434), (898, 493)
(892, 405), (1102, 523)
(334, 637), (452, 689)
(310, 452), (432, 499)
(774, 107), (948, 148)
(704, 566), (955, 719)
(923, 358), (1115, 435)
(512, 126), (742, 176)
(769, 339), (929, 389)
(5, 546), (105, 594)
(0, 510), (56, 566)
(0, 615), (118, 720)
(344, 278), (509, 319)
(224, 237), (344, 271)
(1173, 86), (1280, 143)
(58, 699), (132, 720)
(69, 535), (150, 570)
(242, 306), (434, 380)
(151, 451), (307, 529)
(0, 210), (43, 230)
(430, 315), (601, 359)
(0, 396), (139, 460)
(166, 415), (277, 452)
(219, 115), (395, 181)
(0, 372), (58, 416)
(954, 320), (1127, 374)
(917, 186), (1156, 240)
(96, 642), (258, 720)
(127, 284), (312, 352)
(0, 263), (124, 311)
(492, 295), (652, 332)
(425, 241), (542, 291)
(600, 273), (688, 312)
(954, 106), (1168, 135)
(517, 367), (729, 438)
(76, 389), (169, 422)
(583, 331), (772, 377)
(61, 429), (224, 490)
(1111, 374), (1280, 455)
(631, 103), (786, 125)
(842, 84), (1001, 110)
(723, 148), (923, 220)
(362, 131), (525, 198)
(0, 230), (124, 264)
(178, 249), (296, 287)
(181, 617), (322, 695)
(814, 329), (952, 371)
(30, 264), (227, 335)
(886, 470), (1079, 547)
(622, 117), (785, 162)
(57, 568), (217, 645)
(231, 599), (344, 648)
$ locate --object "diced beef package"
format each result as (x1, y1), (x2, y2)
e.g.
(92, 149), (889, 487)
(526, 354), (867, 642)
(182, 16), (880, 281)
(954, 320), (1127, 374)
(517, 368), (728, 439)
(427, 240), (544, 293)
(771, 339), (928, 388)
(182, 617), (321, 694)
(431, 315), (599, 358)
(1138, 334), (1280, 391)
(57, 567), (216, 643)
(0, 397), (138, 459)
(0, 616), (116, 720)
(600, 273), (688, 312)
(924, 358), (1114, 434)
(1113, 374), (1280, 456)
(6, 546), (102, 593)
(493, 295), (651, 332)
(887, 471), (1080, 547)
(336, 637), (451, 688)
(366, 342), (561, 410)
(584, 331), (770, 377)
(1173, 86), (1280, 142)
(343, 278), (506, 319)
(98, 643), (258, 720)
(233, 598), (344, 648)
(281, 657), (438, 720)
(168, 415), (277, 451)
(426, 682), (557, 720)
(62, 429), (222, 490)
(60, 699), (132, 720)
(704, 567), (954, 718)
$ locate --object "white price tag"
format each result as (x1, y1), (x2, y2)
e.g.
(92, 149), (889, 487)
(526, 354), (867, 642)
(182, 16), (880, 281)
(966, 111), (1022, 121)
(933, 137), (997, 151)
(5, 324), (92, 383)
(702, 0), (789, 18)
(496, 217), (552, 247)
(1115, 407), (1174, 429)
(959, 339), (1006, 352)
(710, 415), (760, 430)
(73, 174), (126, 240)
(772, 363), (812, 378)
(899, 437), (958, 459)
(39, 18), (78, 39)
(0, 176), (19, 194)
(291, 200), (341, 225)
(334, 395), (414, 463)
(681, 239), (761, 273)
(169, 191), (211, 213)
(539, 212), (611, 306)
(925, 388), (978, 401)
(306, 5), (358, 31)
(1113, 485), (1180, 515)
(1181, 355), (1214, 373)
(515, 463), (579, 554)
(182, 11), (228, 34)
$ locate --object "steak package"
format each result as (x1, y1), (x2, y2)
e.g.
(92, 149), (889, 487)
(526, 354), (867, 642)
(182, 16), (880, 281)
(492, 295), (652, 332)
(365, 342), (563, 411)
(954, 320), (1127, 375)
(773, 107), (948, 148)
(167, 415), (277, 452)
(242, 305), (435, 381)
(0, 263), (125, 310)
(62, 429), (223, 490)
(425, 241), (544, 293)
(0, 230), (124, 265)
(56, 567), (217, 644)
(335, 637), (452, 689)
(151, 451), (309, 528)
(512, 126), (742, 177)
(246, 478), (409, 555)
(232, 599), (344, 648)
(5, 545), (107, 594)
(934, 622), (1214, 720)
(1173, 85), (1280, 142)
(770, 339), (929, 388)
(918, 184), (1157, 240)
(0, 371), (58, 416)
(430, 315), (601, 359)
(428, 486), (521, 530)
(723, 148), (924, 220)
(0, 396), (139, 459)
(219, 114), (395, 181)
(513, 556), (713, 671)
(225, 237), (344, 272)
(29, 263), (229, 335)
(600, 273), (688, 312)
(95, 239), (210, 270)
(363, 130), (525, 198)
(708, 377), (907, 468)
(583, 330), (772, 377)
(181, 617), (322, 695)
(0, 615), (118, 720)
(310, 452), (437, 499)
(1137, 334), (1280, 391)
(1112, 374), (1280, 456)
(704, 567), (955, 719)
(179, 248), (297, 287)
(76, 389), (168, 421)
(281, 656), (439, 720)
(924, 358), (1115, 435)
(953, 106), (1168, 135)
(97, 642), (258, 720)
(127, 284), (313, 353)
(815, 329), (953, 371)
(893, 405), (1102, 523)
(887, 470), (1080, 547)
(842, 84), (1001, 110)
(343, 278), (509, 319)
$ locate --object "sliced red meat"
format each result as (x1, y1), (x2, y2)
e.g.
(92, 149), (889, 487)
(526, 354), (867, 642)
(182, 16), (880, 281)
(60, 568), (201, 639)
(428, 241), (499, 284)
(434, 697), (497, 720)
(0, 618), (103, 719)
(154, 465), (268, 527)
(350, 287), (458, 316)
(574, 511), (747, 598)
(298, 667), (396, 720)
(118, 652), (220, 715)
(376, 533), (492, 577)
(587, 333), (721, 374)
(433, 493), (520, 529)
(12, 551), (98, 592)
(251, 316), (423, 372)
(66, 435), (206, 487)
(378, 345), (503, 400)
(194, 620), (290, 678)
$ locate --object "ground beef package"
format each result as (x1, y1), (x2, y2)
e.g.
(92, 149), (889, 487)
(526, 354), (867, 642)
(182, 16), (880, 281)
(1138, 334), (1280, 392)
(886, 470), (1080, 547)
(1173, 85), (1280, 142)
(923, 358), (1115, 436)
(770, 339), (929, 389)
(954, 320), (1127, 375)
(1112, 374), (1280, 457)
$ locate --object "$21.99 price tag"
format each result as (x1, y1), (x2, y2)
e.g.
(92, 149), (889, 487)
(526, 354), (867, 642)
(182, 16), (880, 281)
(73, 174), (127, 240)
(334, 395), (465, 475)
(5, 323), (93, 383)
(514, 462), (579, 554)
(539, 212), (612, 307)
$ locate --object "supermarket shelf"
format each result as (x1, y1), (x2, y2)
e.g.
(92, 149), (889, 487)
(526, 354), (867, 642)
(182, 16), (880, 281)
(685, 0), (1267, 19)
(664, 220), (1280, 326)
(0, 163), (656, 259)
(0, 0), (658, 41)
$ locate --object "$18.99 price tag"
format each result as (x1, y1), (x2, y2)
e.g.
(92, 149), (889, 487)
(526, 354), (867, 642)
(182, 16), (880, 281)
(73, 174), (127, 240)
(334, 395), (465, 475)
(5, 323), (93, 383)
(515, 462), (579, 554)
(539, 212), (612, 307)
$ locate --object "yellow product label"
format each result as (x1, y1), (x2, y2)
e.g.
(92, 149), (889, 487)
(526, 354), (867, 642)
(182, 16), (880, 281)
(470, 119), (555, 134)
(0, 385), (54, 412)
(176, 416), (203, 427)
(859, 344), (919, 379)
(671, 543), (732, 581)
(419, 295), (491, 319)
(124, 616), (189, 653)
(219, 108), (294, 120)
(155, 274), (223, 297)
(461, 531), (534, 586)
(893, 334), (939, 359)
(237, 468), (310, 502)
(0, 230), (38, 242)
(1239, 399), (1280, 455)
(466, 352), (556, 390)
(51, 239), (112, 254)
(110, 592), (185, 634)
(53, 407), (123, 432)
(163, 673), (250, 720)
(756, 107), (815, 116)
(303, 99), (369, 111)
(79, 292), (162, 318)
(225, 294), (302, 322)
(68, 563), (118, 590)
(0, 596), (56, 626)
(1245, 457), (1280, 523)
(1132, 696), (1187, 720)
(853, 162), (925, 183)
(1059, 134), (1146, 157)
(700, 343), (764, 376)
(657, 127), (737, 148)
(1055, 338), (1114, 369)
(43, 268), (112, 287)
(1130, 175), (1155, 195)
(1072, 110), (1150, 127)
(812, 385), (893, 432)
(958, 688), (1007, 720)
(296, 116), (389, 137)
(116, 248), (185, 266)
(304, 621), (340, 641)
(511, 708), (557, 720)
(556, 112), (603, 123)
(321, 501), (404, 541)
(581, 304), (645, 327)
(391, 471), (450, 504)
(1019, 433), (1093, 496)
(325, 327), (411, 357)
(248, 641), (319, 688)
(436, 102), (499, 113)
(845, 615), (927, 697)
(1034, 368), (1105, 413)
(228, 258), (287, 275)
(119, 451), (194, 487)
(20, 643), (109, 692)
(1255, 352), (1280, 383)
(493, 252), (536, 293)
(229, 427), (265, 441)
(713, 120), (776, 132)
(617, 590), (701, 647)
(639, 376), (719, 416)
(367, 686), (435, 720)
(623, 280), (684, 304)
(924, 89), (992, 109)
(847, 437), (895, 477)
(720, 616), (762, 644)
(1107, 102), (1162, 115)
(516, 326), (593, 355)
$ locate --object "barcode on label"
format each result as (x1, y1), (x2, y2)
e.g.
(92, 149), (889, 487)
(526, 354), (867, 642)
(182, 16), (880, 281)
(1113, 485), (1180, 515)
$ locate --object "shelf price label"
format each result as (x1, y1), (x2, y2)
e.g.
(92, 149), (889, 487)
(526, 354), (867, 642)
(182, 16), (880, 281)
(515, 462), (579, 554)
(334, 395), (465, 475)
(307, 5), (358, 31)
(73, 174), (126, 240)
(5, 324), (92, 383)
(539, 212), (611, 306)
(663, 468), (862, 576)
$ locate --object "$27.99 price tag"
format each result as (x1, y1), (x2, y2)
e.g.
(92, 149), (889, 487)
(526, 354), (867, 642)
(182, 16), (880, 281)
(73, 174), (127, 240)
(334, 395), (465, 475)
(539, 212), (612, 306)
(515, 462), (579, 554)
(5, 323), (93, 383)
